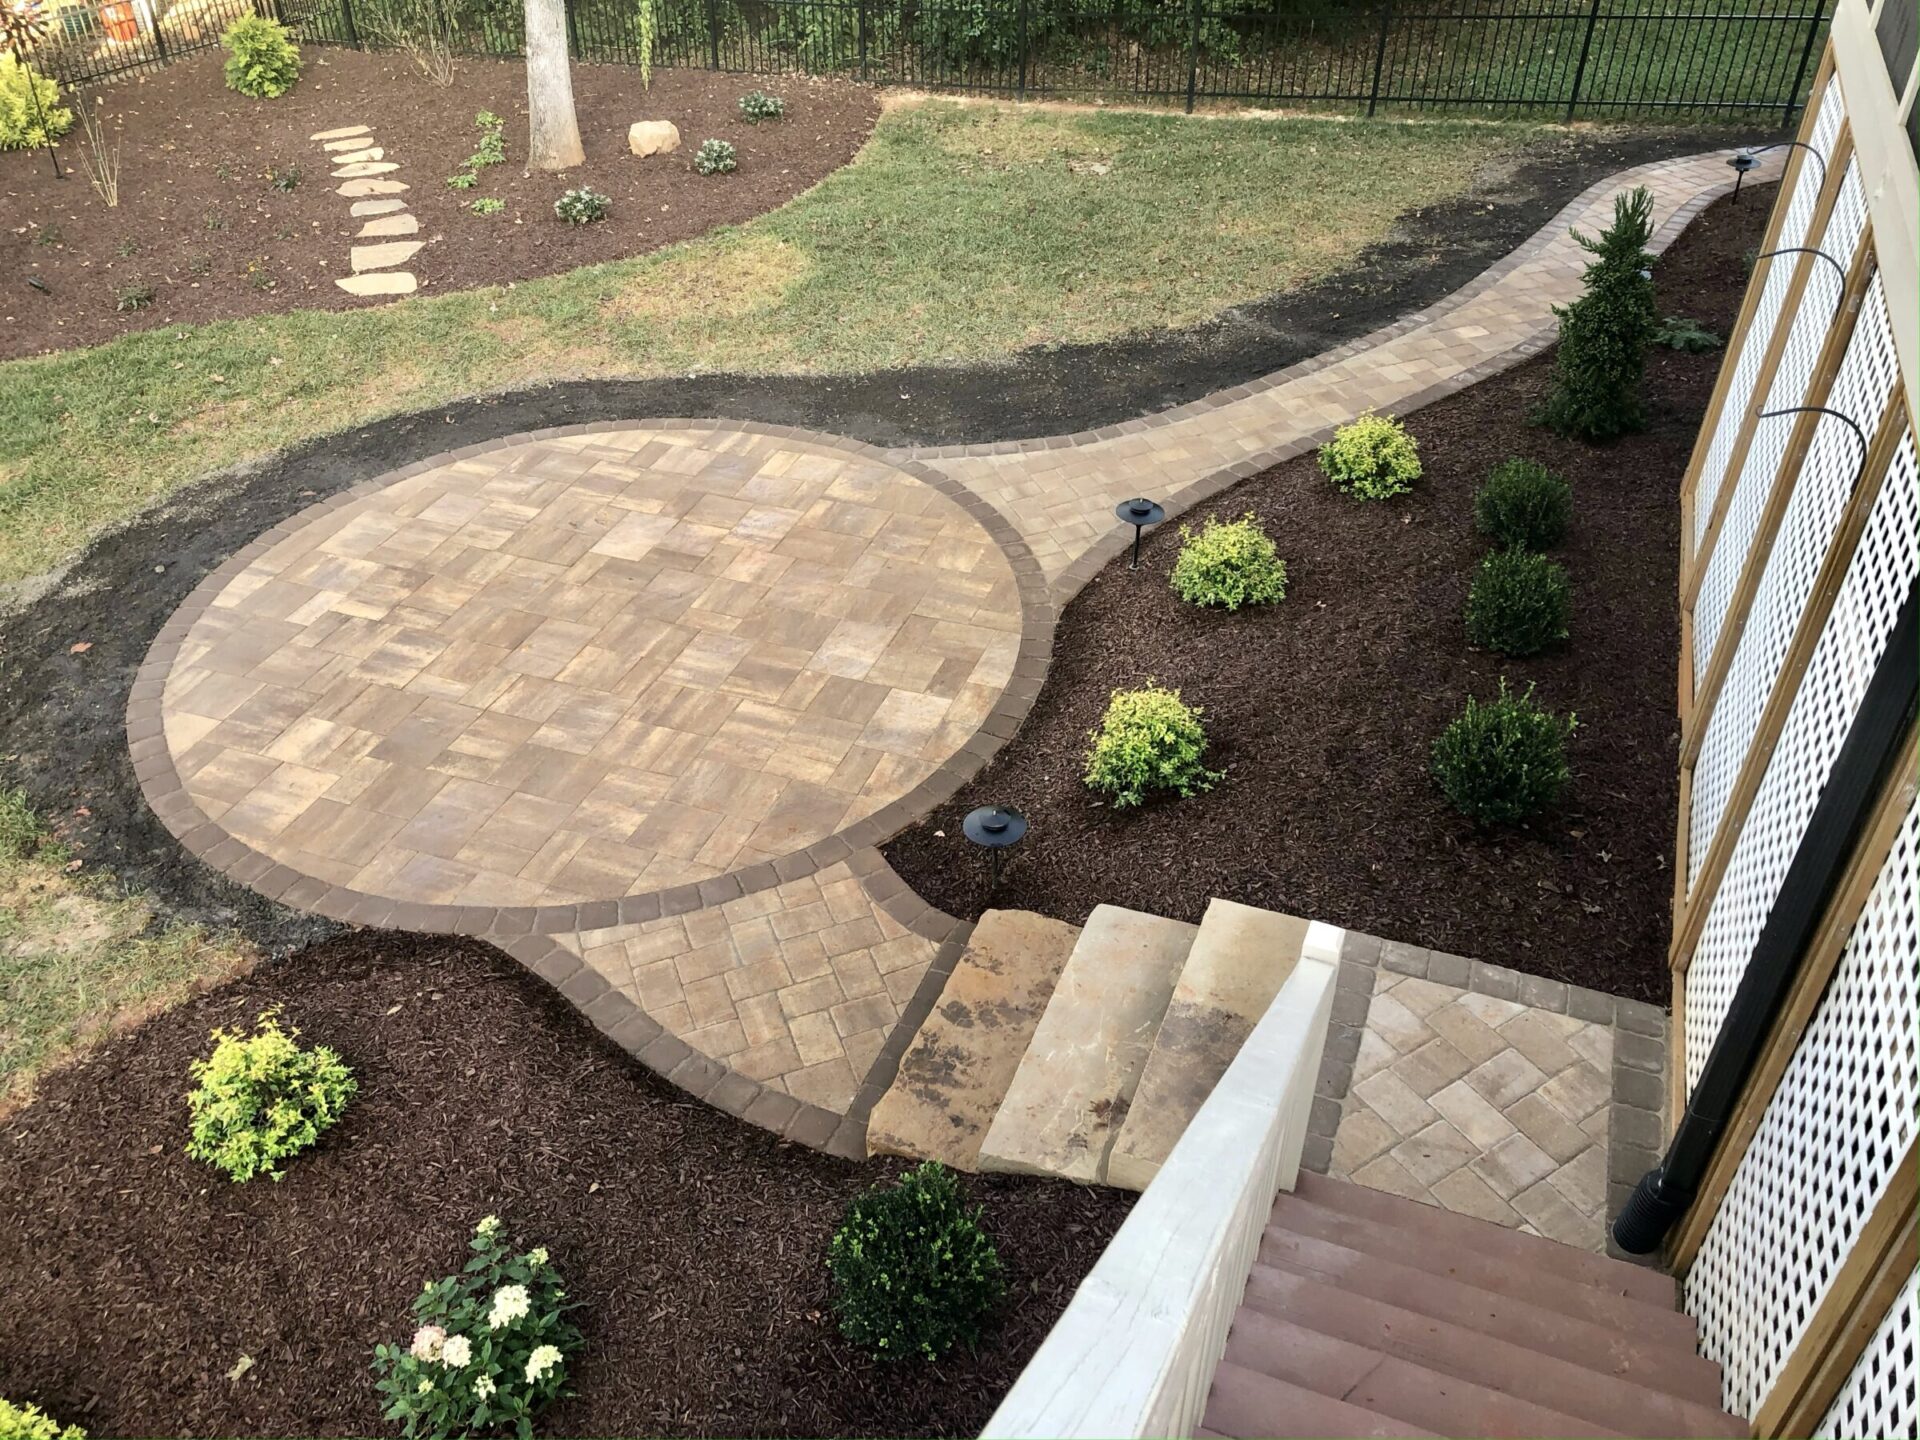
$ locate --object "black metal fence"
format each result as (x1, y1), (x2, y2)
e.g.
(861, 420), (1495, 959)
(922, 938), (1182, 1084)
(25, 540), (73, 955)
(27, 0), (1827, 121)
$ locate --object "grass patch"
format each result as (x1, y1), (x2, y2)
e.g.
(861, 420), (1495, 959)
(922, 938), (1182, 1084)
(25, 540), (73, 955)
(0, 789), (254, 1113)
(0, 101), (1539, 589)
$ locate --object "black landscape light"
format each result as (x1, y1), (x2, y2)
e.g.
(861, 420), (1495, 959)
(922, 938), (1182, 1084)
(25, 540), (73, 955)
(1727, 140), (1826, 203)
(962, 805), (1027, 891)
(1115, 497), (1165, 571)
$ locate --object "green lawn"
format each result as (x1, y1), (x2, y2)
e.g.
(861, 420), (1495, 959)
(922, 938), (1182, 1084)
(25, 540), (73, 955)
(0, 99), (1543, 589)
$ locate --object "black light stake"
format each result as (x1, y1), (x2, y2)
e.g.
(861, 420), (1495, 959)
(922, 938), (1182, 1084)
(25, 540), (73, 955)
(962, 805), (1027, 892)
(1727, 139), (1825, 204)
(1115, 497), (1165, 571)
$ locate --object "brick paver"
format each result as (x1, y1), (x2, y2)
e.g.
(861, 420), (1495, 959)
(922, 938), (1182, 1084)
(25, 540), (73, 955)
(131, 149), (1753, 1148)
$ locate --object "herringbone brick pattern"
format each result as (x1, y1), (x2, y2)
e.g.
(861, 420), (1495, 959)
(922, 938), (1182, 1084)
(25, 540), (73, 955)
(1331, 967), (1615, 1251)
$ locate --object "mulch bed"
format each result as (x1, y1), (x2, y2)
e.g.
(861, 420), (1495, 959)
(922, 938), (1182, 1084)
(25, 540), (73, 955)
(0, 931), (1131, 1437)
(885, 184), (1775, 1006)
(1, 50), (877, 359)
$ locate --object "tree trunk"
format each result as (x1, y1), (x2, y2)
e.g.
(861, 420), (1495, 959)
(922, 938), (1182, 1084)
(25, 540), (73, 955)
(524, 0), (584, 171)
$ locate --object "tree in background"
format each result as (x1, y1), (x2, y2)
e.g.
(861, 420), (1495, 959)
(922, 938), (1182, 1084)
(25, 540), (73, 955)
(524, 0), (582, 169)
(1539, 185), (1658, 443)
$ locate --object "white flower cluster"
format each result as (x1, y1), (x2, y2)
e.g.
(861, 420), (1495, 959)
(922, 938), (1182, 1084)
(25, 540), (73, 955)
(409, 1323), (475, 1369)
(488, 1283), (531, 1330)
(526, 1344), (563, 1384)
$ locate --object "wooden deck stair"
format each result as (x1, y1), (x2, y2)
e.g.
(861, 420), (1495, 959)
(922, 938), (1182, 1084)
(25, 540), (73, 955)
(1203, 1172), (1745, 1439)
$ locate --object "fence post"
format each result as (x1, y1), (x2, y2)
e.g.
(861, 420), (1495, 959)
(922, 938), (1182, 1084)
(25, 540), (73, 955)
(564, 0), (580, 57)
(1184, 0), (1200, 112)
(1016, 0), (1029, 100)
(857, 0), (868, 82)
(705, 0), (720, 70)
(148, 2), (169, 62)
(338, 0), (361, 47)
(1783, 0), (1827, 129)
(1364, 0), (1392, 116)
(1563, 0), (1601, 122)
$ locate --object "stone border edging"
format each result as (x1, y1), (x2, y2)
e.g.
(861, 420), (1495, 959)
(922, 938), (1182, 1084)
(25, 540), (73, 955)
(127, 419), (1056, 939)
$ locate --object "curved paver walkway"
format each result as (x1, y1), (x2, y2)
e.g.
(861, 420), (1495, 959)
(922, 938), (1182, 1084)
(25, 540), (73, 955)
(129, 147), (1778, 1154)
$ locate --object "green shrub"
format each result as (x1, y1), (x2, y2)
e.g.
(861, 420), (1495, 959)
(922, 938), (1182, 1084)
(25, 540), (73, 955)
(267, 161), (301, 191)
(1084, 681), (1222, 809)
(1319, 410), (1421, 500)
(1169, 512), (1287, 610)
(1465, 548), (1571, 656)
(445, 170), (477, 190)
(553, 186), (609, 224)
(468, 110), (506, 167)
(1473, 458), (1570, 551)
(0, 1399), (84, 1440)
(114, 284), (155, 313)
(1539, 186), (1657, 442)
(184, 1008), (356, 1182)
(0, 55), (74, 151)
(373, 1215), (582, 1438)
(1653, 315), (1723, 352)
(221, 16), (303, 99)
(469, 196), (505, 215)
(738, 89), (785, 122)
(828, 1162), (1004, 1362)
(1431, 680), (1575, 827)
(692, 138), (737, 175)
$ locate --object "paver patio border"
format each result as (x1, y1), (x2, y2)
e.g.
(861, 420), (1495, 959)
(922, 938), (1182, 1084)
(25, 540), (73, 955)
(127, 420), (1057, 936)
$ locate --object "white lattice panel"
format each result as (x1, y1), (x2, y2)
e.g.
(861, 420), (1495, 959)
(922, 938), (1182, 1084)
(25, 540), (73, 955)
(1695, 160), (1869, 685)
(1687, 798), (1920, 1418)
(1685, 426), (1919, 1093)
(1815, 1267), (1919, 1440)
(1688, 273), (1900, 892)
(1692, 84), (1848, 557)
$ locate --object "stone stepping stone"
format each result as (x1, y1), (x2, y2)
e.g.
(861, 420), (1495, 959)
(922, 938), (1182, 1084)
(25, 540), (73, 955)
(350, 198), (407, 217)
(336, 272), (417, 296)
(357, 214), (419, 239)
(309, 124), (370, 141)
(322, 136), (373, 152)
(338, 178), (409, 197)
(330, 146), (384, 164)
(351, 240), (424, 271)
(333, 161), (400, 178)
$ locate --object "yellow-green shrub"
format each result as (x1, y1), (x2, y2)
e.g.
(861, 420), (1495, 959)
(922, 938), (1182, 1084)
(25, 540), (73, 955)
(1084, 682), (1221, 809)
(0, 1398), (84, 1440)
(221, 16), (302, 99)
(1170, 512), (1288, 610)
(0, 57), (73, 151)
(1318, 410), (1421, 501)
(185, 1008), (355, 1181)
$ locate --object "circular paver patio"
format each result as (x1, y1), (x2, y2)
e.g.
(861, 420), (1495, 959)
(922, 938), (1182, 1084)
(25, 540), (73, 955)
(144, 422), (1039, 919)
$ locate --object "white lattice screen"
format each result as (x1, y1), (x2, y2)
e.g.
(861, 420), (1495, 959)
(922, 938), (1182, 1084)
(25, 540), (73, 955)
(1687, 272), (1901, 892)
(1683, 424), (1918, 1093)
(1814, 1268), (1919, 1440)
(1686, 798), (1920, 1417)
(1691, 83), (1847, 557)
(1693, 160), (1869, 685)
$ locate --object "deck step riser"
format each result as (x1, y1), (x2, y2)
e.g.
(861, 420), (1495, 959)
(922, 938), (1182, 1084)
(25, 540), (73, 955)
(1206, 1360), (1441, 1439)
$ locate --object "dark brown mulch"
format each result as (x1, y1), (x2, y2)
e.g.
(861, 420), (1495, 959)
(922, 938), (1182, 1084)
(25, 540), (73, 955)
(1, 50), (877, 359)
(0, 932), (1131, 1438)
(884, 184), (1775, 1006)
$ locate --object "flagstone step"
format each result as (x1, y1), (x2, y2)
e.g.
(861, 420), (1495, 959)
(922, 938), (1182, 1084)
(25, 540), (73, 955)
(865, 910), (1080, 1172)
(977, 905), (1199, 1184)
(357, 214), (420, 239)
(336, 272), (418, 297)
(1108, 899), (1318, 1191)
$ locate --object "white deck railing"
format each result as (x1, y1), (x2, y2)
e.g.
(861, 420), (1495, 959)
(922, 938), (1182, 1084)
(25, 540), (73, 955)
(980, 923), (1344, 1440)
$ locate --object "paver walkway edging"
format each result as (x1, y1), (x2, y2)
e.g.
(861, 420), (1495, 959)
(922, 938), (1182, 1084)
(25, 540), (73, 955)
(126, 148), (1776, 1150)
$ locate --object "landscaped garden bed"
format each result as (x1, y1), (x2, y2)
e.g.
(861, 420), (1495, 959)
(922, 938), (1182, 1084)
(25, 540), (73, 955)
(884, 182), (1774, 1006)
(0, 930), (1130, 1437)
(1, 49), (877, 358)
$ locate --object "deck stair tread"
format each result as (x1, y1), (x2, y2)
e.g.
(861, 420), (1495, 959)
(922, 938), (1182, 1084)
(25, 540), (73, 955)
(1203, 1174), (1745, 1439)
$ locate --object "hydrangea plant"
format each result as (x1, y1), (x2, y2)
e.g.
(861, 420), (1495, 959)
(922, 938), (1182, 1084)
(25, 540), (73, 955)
(373, 1216), (581, 1438)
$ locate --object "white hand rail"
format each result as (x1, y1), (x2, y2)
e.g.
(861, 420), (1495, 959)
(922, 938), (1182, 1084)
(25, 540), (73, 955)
(981, 923), (1344, 1440)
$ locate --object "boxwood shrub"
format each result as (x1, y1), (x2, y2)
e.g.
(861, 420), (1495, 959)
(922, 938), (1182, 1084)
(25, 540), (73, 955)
(1473, 458), (1570, 551)
(829, 1162), (1004, 1362)
(1431, 680), (1575, 826)
(1465, 548), (1571, 656)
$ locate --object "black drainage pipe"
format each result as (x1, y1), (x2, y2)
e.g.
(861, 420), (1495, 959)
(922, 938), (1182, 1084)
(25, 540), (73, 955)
(1613, 582), (1919, 1255)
